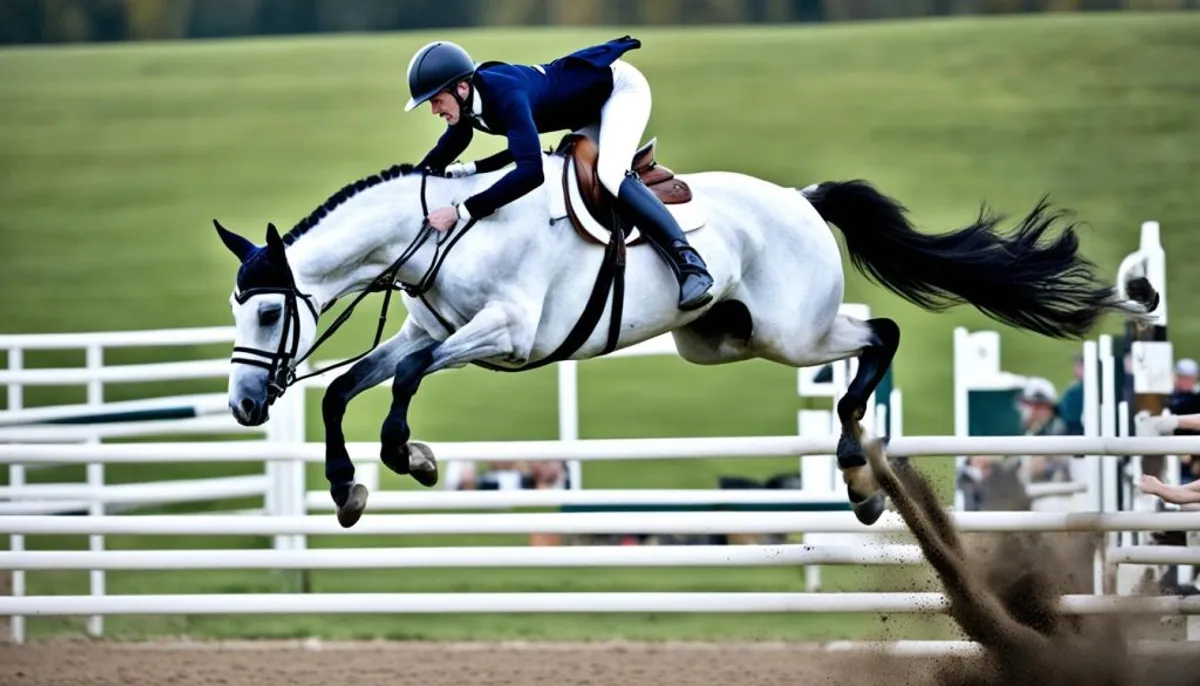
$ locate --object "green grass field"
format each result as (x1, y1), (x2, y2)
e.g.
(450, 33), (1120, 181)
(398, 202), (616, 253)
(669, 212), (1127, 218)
(1, 11), (1198, 642)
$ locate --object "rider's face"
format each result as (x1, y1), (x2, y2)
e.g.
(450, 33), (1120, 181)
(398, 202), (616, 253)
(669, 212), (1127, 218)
(429, 82), (470, 125)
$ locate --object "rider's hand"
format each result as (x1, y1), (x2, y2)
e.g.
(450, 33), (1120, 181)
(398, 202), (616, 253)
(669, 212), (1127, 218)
(443, 162), (476, 178)
(427, 206), (460, 232)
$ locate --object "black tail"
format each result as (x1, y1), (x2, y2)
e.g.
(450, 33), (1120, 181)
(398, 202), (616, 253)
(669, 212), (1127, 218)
(804, 179), (1155, 340)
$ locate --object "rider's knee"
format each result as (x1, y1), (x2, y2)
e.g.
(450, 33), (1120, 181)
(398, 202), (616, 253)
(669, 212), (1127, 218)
(610, 59), (649, 93)
(596, 158), (628, 197)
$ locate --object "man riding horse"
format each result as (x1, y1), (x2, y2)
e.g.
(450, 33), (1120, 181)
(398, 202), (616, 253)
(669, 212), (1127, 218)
(404, 35), (715, 311)
(209, 30), (1160, 531)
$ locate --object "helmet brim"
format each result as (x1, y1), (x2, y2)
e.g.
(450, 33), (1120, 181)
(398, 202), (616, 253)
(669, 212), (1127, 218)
(404, 82), (465, 113)
(405, 83), (443, 112)
(405, 71), (474, 114)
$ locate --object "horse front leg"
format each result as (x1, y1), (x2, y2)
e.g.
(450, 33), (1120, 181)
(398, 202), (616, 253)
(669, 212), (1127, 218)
(379, 303), (528, 483)
(376, 341), (439, 484)
(322, 318), (437, 528)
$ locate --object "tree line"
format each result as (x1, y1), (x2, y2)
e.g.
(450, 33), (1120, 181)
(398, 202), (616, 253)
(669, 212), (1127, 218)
(2, 0), (1196, 45)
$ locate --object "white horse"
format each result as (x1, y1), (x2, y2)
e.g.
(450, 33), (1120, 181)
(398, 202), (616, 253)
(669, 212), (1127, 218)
(214, 134), (1158, 528)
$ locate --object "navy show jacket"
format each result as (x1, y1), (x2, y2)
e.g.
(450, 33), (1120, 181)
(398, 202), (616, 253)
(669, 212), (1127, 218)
(417, 36), (642, 219)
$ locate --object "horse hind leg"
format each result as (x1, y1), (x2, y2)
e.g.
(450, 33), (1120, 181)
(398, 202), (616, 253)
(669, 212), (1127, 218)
(831, 317), (899, 525)
(772, 314), (900, 526)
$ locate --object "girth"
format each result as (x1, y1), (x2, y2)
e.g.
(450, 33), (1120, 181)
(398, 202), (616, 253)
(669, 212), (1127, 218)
(410, 170), (628, 373)
(468, 219), (626, 373)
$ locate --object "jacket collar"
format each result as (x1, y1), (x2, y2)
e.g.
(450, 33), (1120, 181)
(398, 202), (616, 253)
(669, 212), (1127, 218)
(468, 80), (488, 131)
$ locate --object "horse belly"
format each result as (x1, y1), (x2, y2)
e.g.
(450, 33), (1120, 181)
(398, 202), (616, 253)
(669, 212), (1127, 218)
(675, 173), (848, 361)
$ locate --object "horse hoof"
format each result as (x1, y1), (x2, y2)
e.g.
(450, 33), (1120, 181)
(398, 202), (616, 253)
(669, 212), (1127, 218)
(336, 482), (369, 529)
(408, 441), (439, 488)
(850, 488), (886, 526)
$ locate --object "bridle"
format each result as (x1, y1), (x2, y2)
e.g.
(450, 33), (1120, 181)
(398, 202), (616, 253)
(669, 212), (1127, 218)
(230, 274), (319, 405)
(229, 172), (477, 406)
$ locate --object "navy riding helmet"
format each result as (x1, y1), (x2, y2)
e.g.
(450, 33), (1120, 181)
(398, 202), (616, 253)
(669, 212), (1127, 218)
(404, 41), (476, 112)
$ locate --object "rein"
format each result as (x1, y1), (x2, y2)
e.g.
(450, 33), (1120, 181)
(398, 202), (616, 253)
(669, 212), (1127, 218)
(232, 172), (477, 405)
(235, 158), (630, 403)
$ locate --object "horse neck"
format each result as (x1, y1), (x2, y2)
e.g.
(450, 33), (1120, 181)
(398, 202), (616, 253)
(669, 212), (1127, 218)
(285, 173), (459, 306)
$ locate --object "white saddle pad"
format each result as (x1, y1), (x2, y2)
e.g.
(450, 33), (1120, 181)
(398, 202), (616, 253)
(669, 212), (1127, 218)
(545, 155), (705, 246)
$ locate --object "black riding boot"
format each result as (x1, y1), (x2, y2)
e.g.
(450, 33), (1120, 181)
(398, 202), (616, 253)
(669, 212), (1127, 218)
(615, 172), (714, 310)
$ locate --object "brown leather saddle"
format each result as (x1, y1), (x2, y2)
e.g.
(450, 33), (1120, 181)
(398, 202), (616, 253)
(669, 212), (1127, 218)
(556, 133), (693, 247)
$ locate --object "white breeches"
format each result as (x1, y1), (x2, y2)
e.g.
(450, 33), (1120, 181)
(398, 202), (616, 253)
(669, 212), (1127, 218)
(573, 59), (652, 196)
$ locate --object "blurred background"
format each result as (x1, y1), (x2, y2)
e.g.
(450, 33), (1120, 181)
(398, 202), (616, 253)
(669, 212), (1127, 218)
(3, 0), (1200, 44)
(1, 0), (1197, 645)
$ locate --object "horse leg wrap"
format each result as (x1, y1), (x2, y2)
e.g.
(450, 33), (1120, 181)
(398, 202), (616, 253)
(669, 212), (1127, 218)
(330, 480), (355, 508)
(837, 433), (867, 469)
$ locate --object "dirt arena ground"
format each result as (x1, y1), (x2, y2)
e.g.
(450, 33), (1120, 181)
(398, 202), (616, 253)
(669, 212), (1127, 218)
(0, 639), (958, 686)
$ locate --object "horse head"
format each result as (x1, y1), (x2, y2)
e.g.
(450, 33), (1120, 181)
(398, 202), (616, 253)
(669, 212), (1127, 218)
(214, 219), (320, 426)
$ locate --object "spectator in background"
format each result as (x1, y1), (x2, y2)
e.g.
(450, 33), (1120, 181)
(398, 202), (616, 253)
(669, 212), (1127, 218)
(1139, 474), (1200, 506)
(1167, 358), (1200, 485)
(1057, 354), (1085, 435)
(1137, 412), (1200, 505)
(957, 455), (1025, 511)
(1170, 358), (1199, 414)
(1019, 377), (1071, 483)
(957, 378), (1067, 511)
(446, 459), (569, 492)
(443, 459), (568, 546)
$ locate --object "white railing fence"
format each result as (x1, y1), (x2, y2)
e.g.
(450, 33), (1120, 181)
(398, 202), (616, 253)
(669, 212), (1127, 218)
(0, 326), (299, 641)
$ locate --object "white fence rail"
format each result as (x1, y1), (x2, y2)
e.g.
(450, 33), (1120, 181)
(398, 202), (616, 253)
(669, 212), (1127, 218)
(0, 325), (294, 644)
(304, 488), (853, 510)
(4, 543), (1195, 571)
(822, 639), (1200, 657)
(3, 592), (1197, 617)
(5, 435), (1200, 464)
(0, 359), (238, 386)
(0, 499), (92, 515)
(0, 327), (237, 349)
(0, 475), (269, 509)
(0, 392), (229, 427)
(4, 510), (1198, 536)
(0, 416), (258, 443)
(0, 544), (927, 570)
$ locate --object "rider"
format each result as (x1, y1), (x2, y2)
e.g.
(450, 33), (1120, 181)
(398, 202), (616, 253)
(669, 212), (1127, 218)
(404, 35), (714, 311)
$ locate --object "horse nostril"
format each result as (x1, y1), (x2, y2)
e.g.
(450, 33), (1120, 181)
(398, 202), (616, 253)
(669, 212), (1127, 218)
(240, 397), (257, 416)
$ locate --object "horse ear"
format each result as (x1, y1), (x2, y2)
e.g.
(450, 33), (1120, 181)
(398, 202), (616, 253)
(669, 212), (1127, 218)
(264, 222), (289, 262)
(213, 219), (255, 263)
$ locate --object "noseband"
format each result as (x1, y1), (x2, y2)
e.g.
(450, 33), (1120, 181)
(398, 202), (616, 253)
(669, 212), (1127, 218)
(229, 172), (477, 406)
(231, 275), (320, 404)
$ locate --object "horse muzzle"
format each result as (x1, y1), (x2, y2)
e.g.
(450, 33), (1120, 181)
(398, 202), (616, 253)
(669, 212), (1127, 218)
(228, 368), (273, 427)
(230, 395), (269, 426)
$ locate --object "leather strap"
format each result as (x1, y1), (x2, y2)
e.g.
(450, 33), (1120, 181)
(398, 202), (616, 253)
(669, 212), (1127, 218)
(473, 217), (626, 373)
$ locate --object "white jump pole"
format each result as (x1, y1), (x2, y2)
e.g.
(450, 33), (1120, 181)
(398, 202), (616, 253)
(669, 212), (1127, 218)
(5, 345), (24, 644)
(8, 436), (1200, 464)
(84, 343), (105, 639)
(2, 592), (1197, 617)
(5, 544), (1193, 571)
(3, 510), (1197, 537)
(0, 544), (927, 570)
(558, 359), (582, 491)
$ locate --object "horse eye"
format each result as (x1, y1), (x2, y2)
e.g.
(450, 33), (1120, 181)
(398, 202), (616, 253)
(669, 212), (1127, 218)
(259, 307), (281, 327)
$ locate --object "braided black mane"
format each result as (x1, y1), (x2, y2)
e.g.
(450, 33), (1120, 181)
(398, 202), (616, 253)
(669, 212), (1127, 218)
(282, 163), (419, 246)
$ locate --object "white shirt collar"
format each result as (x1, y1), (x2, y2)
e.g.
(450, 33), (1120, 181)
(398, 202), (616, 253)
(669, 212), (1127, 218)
(470, 85), (486, 129)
